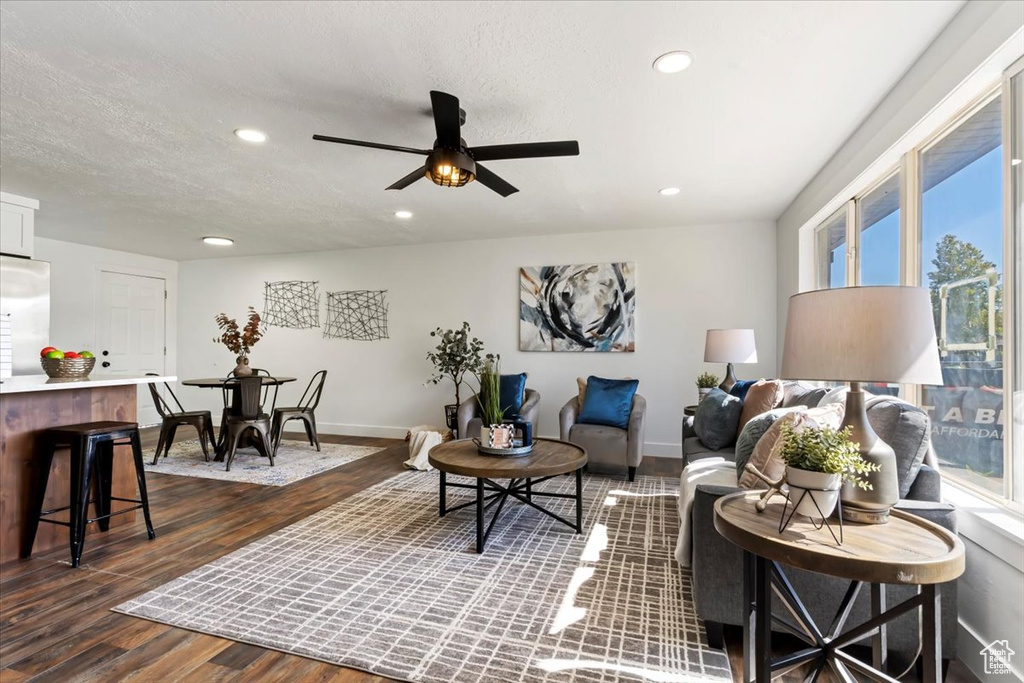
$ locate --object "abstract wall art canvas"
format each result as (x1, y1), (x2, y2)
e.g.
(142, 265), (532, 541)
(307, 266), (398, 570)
(520, 263), (635, 352)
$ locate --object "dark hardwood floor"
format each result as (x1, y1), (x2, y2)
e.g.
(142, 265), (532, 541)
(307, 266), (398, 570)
(0, 433), (974, 682)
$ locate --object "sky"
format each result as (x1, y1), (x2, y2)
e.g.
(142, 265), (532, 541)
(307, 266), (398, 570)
(830, 145), (1003, 288)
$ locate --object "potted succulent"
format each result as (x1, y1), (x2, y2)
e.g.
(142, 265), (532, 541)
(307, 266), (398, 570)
(426, 322), (485, 432)
(777, 423), (879, 520)
(214, 307), (264, 377)
(696, 372), (719, 402)
(476, 355), (513, 449)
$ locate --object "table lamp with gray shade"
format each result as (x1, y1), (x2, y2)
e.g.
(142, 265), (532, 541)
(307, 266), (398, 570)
(780, 286), (943, 524)
(704, 329), (757, 392)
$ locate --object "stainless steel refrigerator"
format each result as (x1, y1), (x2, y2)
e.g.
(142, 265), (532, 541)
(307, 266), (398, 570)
(0, 255), (50, 377)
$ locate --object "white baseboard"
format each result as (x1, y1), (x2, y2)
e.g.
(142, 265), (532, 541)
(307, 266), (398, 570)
(959, 619), (1022, 682)
(279, 422), (683, 458)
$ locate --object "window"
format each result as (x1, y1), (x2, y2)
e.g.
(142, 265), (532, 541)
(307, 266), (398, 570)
(857, 172), (901, 285)
(918, 96), (1004, 496)
(800, 59), (1024, 505)
(814, 208), (847, 289)
(1010, 67), (1023, 503)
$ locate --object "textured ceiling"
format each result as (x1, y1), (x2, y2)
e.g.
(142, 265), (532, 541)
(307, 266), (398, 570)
(0, 0), (963, 260)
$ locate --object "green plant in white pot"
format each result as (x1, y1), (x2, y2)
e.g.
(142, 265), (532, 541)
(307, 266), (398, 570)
(475, 355), (513, 448)
(778, 423), (879, 521)
(696, 372), (719, 402)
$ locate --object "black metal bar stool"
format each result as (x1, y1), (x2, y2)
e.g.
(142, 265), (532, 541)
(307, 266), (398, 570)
(26, 421), (156, 568)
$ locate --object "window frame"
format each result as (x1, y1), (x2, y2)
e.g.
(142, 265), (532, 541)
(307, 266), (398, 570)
(801, 64), (1022, 512)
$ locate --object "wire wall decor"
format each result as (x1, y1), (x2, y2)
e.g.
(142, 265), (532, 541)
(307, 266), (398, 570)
(323, 290), (389, 341)
(263, 281), (321, 329)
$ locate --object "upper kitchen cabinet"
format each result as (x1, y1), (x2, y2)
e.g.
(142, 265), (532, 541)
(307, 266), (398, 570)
(0, 192), (39, 259)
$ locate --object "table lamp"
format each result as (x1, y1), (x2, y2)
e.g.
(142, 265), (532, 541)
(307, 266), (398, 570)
(704, 329), (757, 392)
(780, 286), (943, 524)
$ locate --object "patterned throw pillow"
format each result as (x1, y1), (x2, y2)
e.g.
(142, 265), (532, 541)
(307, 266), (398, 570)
(738, 402), (845, 489)
(693, 388), (744, 451)
(734, 407), (802, 476)
(737, 379), (784, 432)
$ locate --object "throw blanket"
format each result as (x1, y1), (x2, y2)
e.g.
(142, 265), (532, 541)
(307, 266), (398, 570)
(674, 457), (737, 567)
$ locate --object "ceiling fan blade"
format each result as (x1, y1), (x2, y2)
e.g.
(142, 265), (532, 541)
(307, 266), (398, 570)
(469, 141), (580, 162)
(312, 135), (430, 156)
(475, 164), (519, 197)
(386, 166), (427, 191)
(429, 90), (462, 147)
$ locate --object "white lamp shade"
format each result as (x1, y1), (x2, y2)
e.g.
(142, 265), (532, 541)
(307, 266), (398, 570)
(781, 286), (943, 385)
(704, 329), (757, 364)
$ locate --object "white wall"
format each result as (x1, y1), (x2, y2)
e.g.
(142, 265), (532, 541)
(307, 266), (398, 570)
(176, 221), (777, 456)
(772, 2), (1024, 680)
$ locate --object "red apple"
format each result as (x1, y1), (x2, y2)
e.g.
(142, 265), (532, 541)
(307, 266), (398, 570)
(40, 346), (57, 357)
(64, 351), (81, 359)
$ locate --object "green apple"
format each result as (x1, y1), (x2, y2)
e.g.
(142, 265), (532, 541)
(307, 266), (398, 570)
(44, 350), (65, 360)
(79, 351), (94, 359)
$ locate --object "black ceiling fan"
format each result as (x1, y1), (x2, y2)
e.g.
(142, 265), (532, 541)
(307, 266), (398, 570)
(313, 90), (579, 197)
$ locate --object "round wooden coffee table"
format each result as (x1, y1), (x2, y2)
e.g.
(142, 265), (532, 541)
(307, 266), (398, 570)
(714, 490), (964, 683)
(428, 438), (587, 553)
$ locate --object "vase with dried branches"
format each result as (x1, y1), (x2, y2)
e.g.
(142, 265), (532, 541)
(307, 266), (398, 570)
(214, 307), (264, 377)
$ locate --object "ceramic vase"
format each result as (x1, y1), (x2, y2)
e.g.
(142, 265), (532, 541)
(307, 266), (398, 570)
(233, 355), (253, 377)
(786, 466), (841, 520)
(697, 387), (712, 403)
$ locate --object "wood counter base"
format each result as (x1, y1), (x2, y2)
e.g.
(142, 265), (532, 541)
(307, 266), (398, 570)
(0, 384), (140, 564)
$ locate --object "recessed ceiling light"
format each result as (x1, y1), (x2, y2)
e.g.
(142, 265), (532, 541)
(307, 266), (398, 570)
(394, 210), (413, 219)
(202, 236), (234, 246)
(653, 51), (694, 74)
(659, 187), (681, 196)
(234, 128), (267, 143)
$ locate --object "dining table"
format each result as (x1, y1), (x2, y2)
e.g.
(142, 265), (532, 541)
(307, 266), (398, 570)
(182, 376), (296, 460)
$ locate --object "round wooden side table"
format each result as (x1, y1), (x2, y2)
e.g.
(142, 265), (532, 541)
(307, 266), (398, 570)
(428, 438), (587, 553)
(714, 490), (964, 683)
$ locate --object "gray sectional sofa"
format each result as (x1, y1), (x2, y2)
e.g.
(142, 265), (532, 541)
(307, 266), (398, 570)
(681, 381), (958, 673)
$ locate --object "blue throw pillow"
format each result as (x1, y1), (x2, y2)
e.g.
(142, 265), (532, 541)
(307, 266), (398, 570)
(578, 376), (640, 430)
(693, 388), (743, 451)
(729, 380), (757, 401)
(499, 373), (527, 418)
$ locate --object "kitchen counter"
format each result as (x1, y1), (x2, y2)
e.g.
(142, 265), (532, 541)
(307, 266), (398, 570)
(0, 373), (176, 394)
(0, 373), (173, 565)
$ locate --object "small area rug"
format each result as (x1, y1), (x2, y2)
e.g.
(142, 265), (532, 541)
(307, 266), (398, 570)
(115, 470), (731, 682)
(143, 439), (385, 487)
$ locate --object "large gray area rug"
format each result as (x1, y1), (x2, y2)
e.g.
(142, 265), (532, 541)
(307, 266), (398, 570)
(144, 439), (385, 486)
(115, 470), (731, 682)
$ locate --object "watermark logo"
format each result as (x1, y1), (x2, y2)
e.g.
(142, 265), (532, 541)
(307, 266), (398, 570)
(981, 640), (1015, 675)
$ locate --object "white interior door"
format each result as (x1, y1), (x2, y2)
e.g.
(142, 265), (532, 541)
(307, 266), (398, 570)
(98, 270), (166, 425)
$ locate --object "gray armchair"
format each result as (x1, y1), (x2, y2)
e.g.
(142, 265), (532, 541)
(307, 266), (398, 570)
(457, 388), (540, 440)
(686, 394), (957, 671)
(560, 394), (646, 481)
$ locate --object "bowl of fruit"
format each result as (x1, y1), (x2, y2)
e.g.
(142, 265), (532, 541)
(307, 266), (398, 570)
(39, 347), (96, 379)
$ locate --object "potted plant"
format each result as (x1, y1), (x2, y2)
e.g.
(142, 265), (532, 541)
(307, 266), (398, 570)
(214, 307), (264, 376)
(696, 372), (719, 402)
(476, 355), (513, 448)
(778, 423), (879, 520)
(426, 322), (485, 433)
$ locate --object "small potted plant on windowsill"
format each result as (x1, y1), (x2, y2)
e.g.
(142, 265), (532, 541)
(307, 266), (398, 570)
(778, 423), (879, 520)
(696, 372), (719, 403)
(426, 322), (485, 433)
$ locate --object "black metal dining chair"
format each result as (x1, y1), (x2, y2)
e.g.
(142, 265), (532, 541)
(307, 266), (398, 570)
(146, 373), (216, 464)
(272, 370), (327, 454)
(220, 375), (278, 472)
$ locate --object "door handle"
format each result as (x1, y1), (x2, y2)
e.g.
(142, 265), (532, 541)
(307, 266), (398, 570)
(102, 361), (111, 368)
